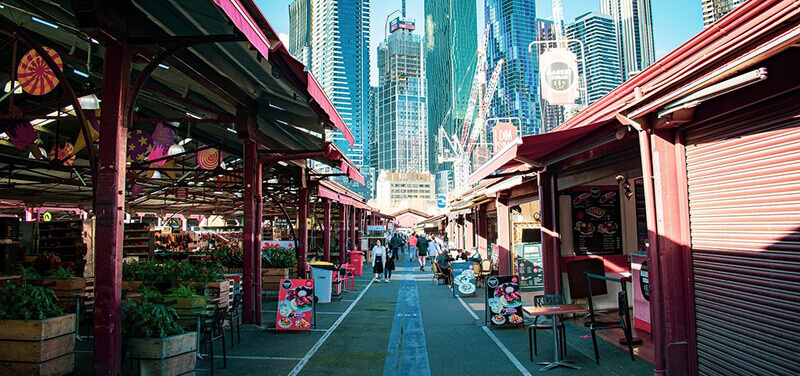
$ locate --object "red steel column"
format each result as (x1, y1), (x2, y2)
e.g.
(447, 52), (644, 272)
(539, 170), (561, 295)
(339, 204), (347, 263)
(350, 206), (357, 253)
(93, 41), (130, 376)
(253, 161), (263, 326)
(496, 196), (512, 275)
(297, 186), (309, 278)
(323, 198), (331, 262)
(356, 209), (363, 252)
(476, 204), (488, 259)
(465, 213), (475, 251)
(242, 140), (257, 324)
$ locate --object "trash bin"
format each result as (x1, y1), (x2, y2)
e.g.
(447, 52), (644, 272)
(348, 251), (364, 276)
(309, 261), (335, 303)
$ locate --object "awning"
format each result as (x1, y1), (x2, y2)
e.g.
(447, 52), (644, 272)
(469, 122), (606, 184)
(214, 0), (272, 59)
(485, 175), (525, 197)
(318, 186), (340, 201)
(324, 143), (365, 185)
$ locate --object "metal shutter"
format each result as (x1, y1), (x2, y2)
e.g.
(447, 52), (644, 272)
(685, 106), (800, 376)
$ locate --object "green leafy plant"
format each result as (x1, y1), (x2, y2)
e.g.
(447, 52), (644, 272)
(17, 265), (41, 281)
(167, 285), (199, 299)
(46, 267), (76, 280)
(121, 301), (184, 339)
(140, 286), (163, 302)
(200, 246), (244, 269)
(122, 259), (223, 284)
(0, 283), (65, 320)
(262, 247), (297, 268)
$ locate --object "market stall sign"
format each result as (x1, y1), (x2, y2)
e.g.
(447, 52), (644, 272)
(262, 240), (296, 249)
(516, 243), (543, 290)
(571, 186), (622, 255)
(276, 279), (314, 331)
(485, 276), (524, 327)
(451, 262), (476, 297)
(42, 212), (52, 222)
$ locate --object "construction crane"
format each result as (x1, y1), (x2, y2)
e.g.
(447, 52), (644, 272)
(553, 0), (566, 47)
(465, 59), (503, 156)
(458, 26), (491, 149)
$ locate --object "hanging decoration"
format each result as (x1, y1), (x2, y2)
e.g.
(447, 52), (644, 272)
(72, 110), (100, 154)
(197, 148), (221, 170)
(0, 118), (37, 150)
(126, 129), (153, 163)
(50, 142), (76, 166)
(148, 122), (175, 167)
(17, 47), (63, 96)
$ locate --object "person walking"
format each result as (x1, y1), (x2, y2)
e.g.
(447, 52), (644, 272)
(372, 239), (387, 283)
(384, 249), (395, 282)
(416, 234), (429, 271)
(389, 233), (402, 261)
(427, 236), (439, 265)
(408, 233), (418, 262)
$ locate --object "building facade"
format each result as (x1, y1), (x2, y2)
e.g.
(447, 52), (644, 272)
(485, 0), (541, 138)
(311, 0), (370, 166)
(701, 0), (746, 26)
(367, 85), (378, 170)
(375, 171), (436, 214)
(376, 18), (428, 173)
(567, 12), (623, 105)
(424, 0), (478, 186)
(288, 0), (312, 67)
(535, 18), (565, 133)
(600, 0), (655, 79)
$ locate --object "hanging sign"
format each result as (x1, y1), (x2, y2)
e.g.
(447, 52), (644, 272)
(539, 47), (580, 105)
(197, 148), (221, 170)
(276, 279), (315, 331)
(485, 275), (524, 327)
(492, 122), (518, 156)
(17, 47), (63, 96)
(262, 240), (297, 249)
(42, 212), (52, 222)
(571, 186), (622, 255)
(451, 262), (476, 296)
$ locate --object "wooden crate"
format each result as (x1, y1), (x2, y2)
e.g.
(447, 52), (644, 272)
(0, 353), (74, 376)
(182, 280), (230, 307)
(0, 315), (75, 376)
(122, 281), (144, 292)
(262, 268), (288, 292)
(126, 332), (197, 376)
(40, 278), (86, 292)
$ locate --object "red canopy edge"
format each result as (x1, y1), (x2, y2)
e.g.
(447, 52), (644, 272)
(307, 72), (354, 147)
(213, 0), (271, 60)
(318, 186), (340, 201)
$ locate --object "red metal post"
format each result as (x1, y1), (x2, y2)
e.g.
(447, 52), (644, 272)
(339, 204), (347, 263)
(323, 198), (331, 262)
(538, 170), (561, 295)
(297, 186), (309, 278)
(350, 206), (357, 253)
(93, 41), (130, 376)
(476, 204), (488, 259)
(465, 213), (475, 251)
(242, 140), (257, 324)
(356, 209), (363, 253)
(496, 196), (512, 275)
(253, 160), (263, 326)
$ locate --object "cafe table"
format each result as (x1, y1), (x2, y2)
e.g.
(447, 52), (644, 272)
(522, 304), (588, 371)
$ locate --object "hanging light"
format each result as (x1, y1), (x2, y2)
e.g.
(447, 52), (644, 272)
(77, 94), (100, 110)
(168, 144), (185, 156)
(151, 170), (162, 179)
(4, 81), (22, 94)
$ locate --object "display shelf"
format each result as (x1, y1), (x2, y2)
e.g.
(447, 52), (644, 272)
(123, 223), (154, 258)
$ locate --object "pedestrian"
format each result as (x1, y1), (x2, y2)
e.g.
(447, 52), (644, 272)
(389, 232), (402, 261)
(371, 239), (387, 283)
(384, 249), (395, 282)
(401, 234), (409, 260)
(408, 233), (418, 262)
(416, 233), (429, 271)
(427, 236), (439, 265)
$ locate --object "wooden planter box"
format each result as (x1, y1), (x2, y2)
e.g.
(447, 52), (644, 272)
(262, 268), (289, 300)
(164, 296), (207, 328)
(126, 332), (197, 376)
(35, 279), (88, 313)
(122, 281), (144, 292)
(0, 314), (76, 376)
(180, 280), (230, 308)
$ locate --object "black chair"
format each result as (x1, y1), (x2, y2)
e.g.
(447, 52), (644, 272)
(201, 307), (228, 374)
(584, 272), (635, 364)
(527, 294), (567, 361)
(228, 293), (242, 347)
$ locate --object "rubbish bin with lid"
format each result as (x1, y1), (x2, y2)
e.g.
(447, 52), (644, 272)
(309, 261), (335, 303)
(348, 251), (364, 276)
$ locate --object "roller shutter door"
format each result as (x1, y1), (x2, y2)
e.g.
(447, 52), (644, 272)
(685, 104), (800, 376)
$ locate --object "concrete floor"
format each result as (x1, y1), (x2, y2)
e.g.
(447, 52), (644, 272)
(75, 258), (654, 375)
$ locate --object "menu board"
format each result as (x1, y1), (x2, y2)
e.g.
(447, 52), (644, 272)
(451, 262), (476, 296)
(571, 186), (622, 255)
(516, 243), (543, 290)
(275, 279), (315, 331)
(485, 276), (524, 327)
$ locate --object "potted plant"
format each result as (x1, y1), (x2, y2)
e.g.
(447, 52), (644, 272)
(38, 268), (87, 312)
(0, 282), (76, 375)
(122, 301), (196, 376)
(176, 261), (229, 308)
(261, 247), (297, 296)
(164, 285), (206, 327)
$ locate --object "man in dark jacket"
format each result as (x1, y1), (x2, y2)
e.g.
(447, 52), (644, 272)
(389, 233), (403, 261)
(416, 234), (429, 271)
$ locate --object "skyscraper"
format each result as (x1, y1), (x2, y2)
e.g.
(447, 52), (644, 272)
(311, 0), (370, 166)
(288, 0), (312, 67)
(600, 0), (655, 79)
(424, 0), (478, 188)
(535, 19), (564, 132)
(485, 0), (541, 137)
(567, 12), (623, 105)
(367, 85), (378, 170)
(701, 0), (746, 26)
(376, 17), (428, 173)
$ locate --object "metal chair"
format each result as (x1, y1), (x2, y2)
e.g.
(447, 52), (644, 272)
(227, 293), (242, 348)
(584, 272), (636, 364)
(431, 263), (449, 285)
(201, 306), (228, 374)
(527, 294), (567, 361)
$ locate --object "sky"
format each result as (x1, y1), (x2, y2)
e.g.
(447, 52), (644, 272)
(255, 0), (703, 86)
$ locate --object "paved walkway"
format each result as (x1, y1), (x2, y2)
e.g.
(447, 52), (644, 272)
(75, 258), (654, 375)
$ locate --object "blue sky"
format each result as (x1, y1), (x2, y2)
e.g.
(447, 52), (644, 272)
(255, 0), (703, 86)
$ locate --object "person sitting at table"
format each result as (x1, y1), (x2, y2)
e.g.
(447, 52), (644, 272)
(468, 248), (482, 262)
(436, 250), (453, 280)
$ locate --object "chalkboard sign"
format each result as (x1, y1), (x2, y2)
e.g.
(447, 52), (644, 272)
(516, 244), (543, 290)
(451, 262), (476, 296)
(571, 186), (622, 255)
(485, 276), (524, 328)
(275, 279), (315, 331)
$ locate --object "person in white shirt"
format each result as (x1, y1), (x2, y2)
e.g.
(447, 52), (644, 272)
(371, 240), (387, 283)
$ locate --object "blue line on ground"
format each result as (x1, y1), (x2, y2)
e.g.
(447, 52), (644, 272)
(383, 266), (432, 376)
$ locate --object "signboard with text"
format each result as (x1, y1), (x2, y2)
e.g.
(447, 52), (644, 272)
(262, 240), (296, 249)
(451, 262), (476, 296)
(571, 186), (622, 255)
(492, 122), (518, 156)
(540, 47), (580, 105)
